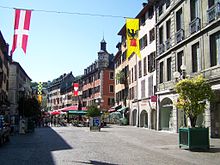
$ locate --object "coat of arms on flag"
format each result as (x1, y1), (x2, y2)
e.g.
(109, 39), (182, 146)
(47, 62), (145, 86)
(73, 83), (79, 96)
(126, 18), (141, 59)
(11, 9), (32, 55)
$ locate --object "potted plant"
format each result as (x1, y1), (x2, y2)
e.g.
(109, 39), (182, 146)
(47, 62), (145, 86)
(86, 105), (101, 131)
(175, 75), (214, 150)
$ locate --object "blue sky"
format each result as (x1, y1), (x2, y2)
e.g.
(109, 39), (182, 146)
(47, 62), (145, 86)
(0, 0), (145, 82)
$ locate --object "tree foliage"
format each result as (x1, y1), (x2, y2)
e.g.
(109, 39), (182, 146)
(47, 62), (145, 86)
(18, 97), (41, 119)
(175, 75), (214, 127)
(86, 105), (101, 117)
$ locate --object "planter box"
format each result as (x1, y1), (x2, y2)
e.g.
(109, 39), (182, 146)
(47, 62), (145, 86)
(179, 127), (209, 150)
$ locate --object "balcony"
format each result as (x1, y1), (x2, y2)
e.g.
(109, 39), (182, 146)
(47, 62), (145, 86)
(159, 43), (165, 55)
(165, 38), (171, 50)
(207, 2), (220, 23)
(189, 17), (201, 34)
(175, 29), (184, 44)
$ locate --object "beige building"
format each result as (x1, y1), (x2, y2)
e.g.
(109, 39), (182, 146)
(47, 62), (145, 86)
(8, 61), (32, 121)
(128, 1), (157, 129)
(155, 0), (220, 136)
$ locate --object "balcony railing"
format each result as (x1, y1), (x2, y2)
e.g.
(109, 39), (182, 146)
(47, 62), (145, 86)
(159, 43), (165, 55)
(207, 2), (220, 23)
(165, 38), (171, 50)
(175, 29), (184, 44)
(189, 17), (201, 34)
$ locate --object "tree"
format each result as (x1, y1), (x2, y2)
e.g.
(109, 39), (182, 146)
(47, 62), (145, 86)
(18, 97), (41, 119)
(86, 105), (101, 117)
(115, 70), (128, 106)
(175, 75), (214, 127)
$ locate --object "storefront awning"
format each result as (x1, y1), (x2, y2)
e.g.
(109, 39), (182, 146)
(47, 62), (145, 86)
(117, 107), (128, 112)
(59, 105), (87, 112)
(108, 105), (122, 113)
(68, 110), (87, 115)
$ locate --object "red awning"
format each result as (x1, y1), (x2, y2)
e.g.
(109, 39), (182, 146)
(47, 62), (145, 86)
(60, 105), (87, 112)
(50, 110), (61, 115)
(108, 108), (117, 113)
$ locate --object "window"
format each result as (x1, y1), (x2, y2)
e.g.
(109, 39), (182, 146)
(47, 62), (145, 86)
(190, 0), (199, 21)
(134, 65), (137, 81)
(159, 26), (164, 44)
(109, 85), (114, 93)
(192, 42), (200, 72)
(140, 15), (145, 25)
(148, 52), (156, 73)
(148, 75), (153, 96)
(109, 71), (114, 80)
(166, 19), (171, 39)
(176, 8), (183, 31)
(148, 6), (154, 19)
(177, 51), (183, 73)
(166, 0), (171, 8)
(141, 80), (145, 98)
(210, 32), (220, 67)
(159, 61), (164, 83)
(143, 57), (147, 76)
(208, 0), (218, 8)
(138, 60), (142, 78)
(167, 57), (172, 81)
(140, 34), (147, 49)
(149, 28), (155, 43)
(108, 98), (114, 106)
(131, 68), (134, 83)
(159, 3), (163, 16)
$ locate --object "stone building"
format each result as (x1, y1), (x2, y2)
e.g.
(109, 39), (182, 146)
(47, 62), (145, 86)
(155, 0), (220, 136)
(0, 30), (10, 118)
(8, 61), (32, 123)
(81, 39), (115, 111)
(47, 72), (74, 111)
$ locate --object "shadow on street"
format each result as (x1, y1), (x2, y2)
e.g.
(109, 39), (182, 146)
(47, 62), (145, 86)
(0, 127), (72, 165)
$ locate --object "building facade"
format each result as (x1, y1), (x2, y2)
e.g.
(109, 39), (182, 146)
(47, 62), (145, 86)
(155, 0), (220, 136)
(127, 2), (157, 129)
(47, 72), (74, 111)
(82, 39), (115, 111)
(0, 31), (10, 118)
(8, 61), (32, 123)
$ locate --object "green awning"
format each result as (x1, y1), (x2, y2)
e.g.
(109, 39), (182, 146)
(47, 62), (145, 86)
(117, 107), (128, 112)
(68, 110), (87, 115)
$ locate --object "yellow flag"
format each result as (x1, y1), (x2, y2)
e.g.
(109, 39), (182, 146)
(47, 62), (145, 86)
(38, 95), (42, 104)
(126, 18), (141, 59)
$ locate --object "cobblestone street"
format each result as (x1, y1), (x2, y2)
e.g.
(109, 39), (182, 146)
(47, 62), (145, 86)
(0, 125), (220, 165)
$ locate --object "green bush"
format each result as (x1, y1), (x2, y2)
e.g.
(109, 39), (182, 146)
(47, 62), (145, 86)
(86, 105), (101, 117)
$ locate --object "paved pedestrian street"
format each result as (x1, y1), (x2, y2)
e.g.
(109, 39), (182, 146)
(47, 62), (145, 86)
(0, 125), (220, 165)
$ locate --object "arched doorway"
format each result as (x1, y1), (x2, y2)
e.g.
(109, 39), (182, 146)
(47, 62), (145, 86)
(132, 109), (137, 126)
(140, 110), (148, 128)
(160, 98), (173, 131)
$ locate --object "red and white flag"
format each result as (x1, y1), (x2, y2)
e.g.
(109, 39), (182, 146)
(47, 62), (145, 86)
(11, 9), (32, 55)
(73, 83), (79, 96)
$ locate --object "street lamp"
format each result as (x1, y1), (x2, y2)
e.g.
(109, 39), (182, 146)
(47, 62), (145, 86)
(173, 64), (187, 127)
(173, 64), (187, 82)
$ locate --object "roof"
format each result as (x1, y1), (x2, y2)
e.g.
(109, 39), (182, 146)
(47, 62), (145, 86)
(11, 61), (32, 81)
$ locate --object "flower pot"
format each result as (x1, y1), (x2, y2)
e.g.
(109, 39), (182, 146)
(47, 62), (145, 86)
(179, 127), (209, 150)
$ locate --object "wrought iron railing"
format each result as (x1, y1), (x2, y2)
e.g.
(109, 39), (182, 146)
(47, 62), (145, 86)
(165, 38), (171, 50)
(175, 29), (184, 44)
(159, 43), (165, 55)
(207, 2), (220, 23)
(189, 17), (201, 34)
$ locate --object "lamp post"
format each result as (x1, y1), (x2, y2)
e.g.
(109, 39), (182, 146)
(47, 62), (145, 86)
(173, 64), (187, 127)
